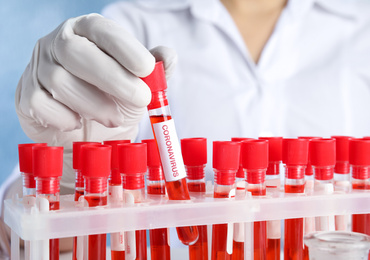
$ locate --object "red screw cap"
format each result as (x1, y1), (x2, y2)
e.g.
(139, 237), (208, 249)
(181, 138), (207, 166)
(33, 146), (64, 178)
(310, 139), (336, 167)
(283, 138), (309, 166)
(142, 139), (161, 167)
(103, 140), (131, 185)
(141, 61), (167, 92)
(259, 137), (282, 162)
(349, 138), (370, 166)
(331, 136), (352, 174)
(241, 140), (269, 170)
(213, 141), (241, 171)
(142, 139), (164, 181)
(81, 144), (111, 178)
(18, 143), (47, 174)
(118, 143), (147, 174)
(73, 142), (101, 170)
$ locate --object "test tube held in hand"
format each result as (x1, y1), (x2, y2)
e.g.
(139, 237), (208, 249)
(142, 139), (171, 260)
(81, 144), (111, 260)
(142, 61), (198, 245)
(33, 146), (64, 260)
(182, 137), (208, 260)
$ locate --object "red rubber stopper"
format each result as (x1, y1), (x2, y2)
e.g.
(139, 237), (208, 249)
(103, 140), (131, 185)
(142, 139), (164, 181)
(283, 138), (309, 166)
(73, 142), (101, 170)
(81, 144), (111, 178)
(241, 140), (269, 170)
(181, 138), (207, 166)
(331, 136), (352, 174)
(213, 141), (241, 171)
(310, 138), (336, 180)
(119, 143), (147, 189)
(141, 61), (169, 110)
(259, 137), (283, 162)
(18, 143), (47, 174)
(349, 138), (370, 166)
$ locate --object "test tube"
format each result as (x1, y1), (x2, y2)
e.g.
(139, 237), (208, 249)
(332, 136), (352, 231)
(72, 141), (101, 260)
(119, 143), (148, 260)
(81, 144), (111, 260)
(259, 137), (282, 260)
(18, 143), (47, 197)
(33, 146), (64, 260)
(181, 137), (208, 260)
(310, 138), (336, 232)
(211, 141), (240, 260)
(18, 143), (47, 260)
(103, 140), (131, 260)
(242, 139), (268, 260)
(231, 137), (253, 194)
(142, 61), (198, 245)
(282, 138), (308, 260)
(142, 139), (171, 260)
(298, 137), (321, 193)
(349, 139), (370, 242)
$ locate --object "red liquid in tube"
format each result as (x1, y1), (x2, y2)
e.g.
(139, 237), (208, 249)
(142, 62), (198, 245)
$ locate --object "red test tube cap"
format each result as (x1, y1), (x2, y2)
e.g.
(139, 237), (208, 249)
(181, 138), (207, 166)
(81, 144), (111, 178)
(142, 139), (161, 167)
(103, 140), (131, 185)
(310, 138), (336, 167)
(213, 141), (241, 171)
(331, 136), (352, 162)
(118, 143), (147, 174)
(283, 138), (309, 165)
(259, 137), (283, 162)
(32, 146), (63, 178)
(349, 138), (370, 166)
(241, 140), (269, 170)
(141, 61), (167, 93)
(73, 142), (101, 170)
(18, 143), (47, 173)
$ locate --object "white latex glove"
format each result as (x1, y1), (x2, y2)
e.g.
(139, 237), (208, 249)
(15, 13), (177, 189)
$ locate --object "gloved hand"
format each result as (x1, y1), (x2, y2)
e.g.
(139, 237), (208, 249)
(15, 13), (177, 189)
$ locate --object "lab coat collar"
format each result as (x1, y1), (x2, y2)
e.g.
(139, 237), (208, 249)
(288, 0), (358, 20)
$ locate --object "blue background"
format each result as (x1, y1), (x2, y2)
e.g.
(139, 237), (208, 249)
(0, 0), (119, 184)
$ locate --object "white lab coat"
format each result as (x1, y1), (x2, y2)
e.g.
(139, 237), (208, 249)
(102, 0), (370, 178)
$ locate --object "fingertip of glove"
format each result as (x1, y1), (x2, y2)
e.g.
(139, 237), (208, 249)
(131, 80), (152, 108)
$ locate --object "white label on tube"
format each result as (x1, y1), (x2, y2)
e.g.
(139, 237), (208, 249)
(267, 220), (281, 239)
(111, 232), (125, 251)
(153, 119), (186, 182)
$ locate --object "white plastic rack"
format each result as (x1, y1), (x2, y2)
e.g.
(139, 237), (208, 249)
(5, 189), (370, 259)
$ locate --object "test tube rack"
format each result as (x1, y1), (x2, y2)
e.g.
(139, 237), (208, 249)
(5, 189), (370, 259)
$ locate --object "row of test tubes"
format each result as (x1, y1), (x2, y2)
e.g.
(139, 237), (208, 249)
(17, 135), (370, 260)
